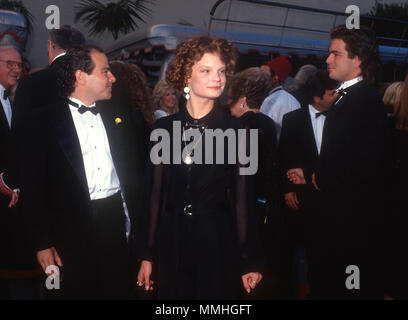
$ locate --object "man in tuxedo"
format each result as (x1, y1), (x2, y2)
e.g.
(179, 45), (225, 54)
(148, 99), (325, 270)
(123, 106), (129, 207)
(279, 71), (338, 298)
(18, 46), (144, 299)
(0, 26), (86, 192)
(0, 45), (21, 205)
(12, 25), (85, 123)
(289, 25), (387, 299)
(0, 45), (39, 299)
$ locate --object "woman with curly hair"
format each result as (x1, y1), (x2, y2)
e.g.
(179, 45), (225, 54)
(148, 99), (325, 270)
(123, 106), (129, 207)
(109, 61), (154, 126)
(152, 80), (179, 120)
(137, 35), (263, 299)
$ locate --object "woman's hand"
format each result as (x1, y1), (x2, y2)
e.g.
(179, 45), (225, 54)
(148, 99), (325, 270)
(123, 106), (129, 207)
(137, 260), (154, 291)
(242, 272), (263, 293)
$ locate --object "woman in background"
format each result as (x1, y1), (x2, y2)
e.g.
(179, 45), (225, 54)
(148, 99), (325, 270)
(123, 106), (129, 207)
(385, 74), (408, 299)
(152, 80), (179, 120)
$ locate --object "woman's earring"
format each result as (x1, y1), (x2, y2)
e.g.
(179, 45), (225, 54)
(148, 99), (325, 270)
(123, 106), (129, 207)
(240, 102), (244, 109)
(184, 86), (190, 100)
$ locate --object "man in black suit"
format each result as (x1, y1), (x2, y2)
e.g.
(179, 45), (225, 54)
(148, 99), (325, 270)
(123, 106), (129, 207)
(0, 26), (86, 191)
(18, 46), (144, 299)
(289, 25), (387, 299)
(279, 71), (338, 298)
(12, 25), (85, 124)
(0, 44), (38, 299)
(0, 45), (21, 207)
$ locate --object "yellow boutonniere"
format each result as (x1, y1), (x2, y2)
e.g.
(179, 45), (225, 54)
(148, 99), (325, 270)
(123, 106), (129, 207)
(115, 117), (122, 125)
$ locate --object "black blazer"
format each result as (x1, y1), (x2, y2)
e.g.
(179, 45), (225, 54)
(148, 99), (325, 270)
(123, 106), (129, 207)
(18, 99), (144, 256)
(12, 57), (65, 128)
(315, 81), (387, 247)
(0, 101), (10, 175)
(279, 106), (319, 196)
(4, 57), (66, 190)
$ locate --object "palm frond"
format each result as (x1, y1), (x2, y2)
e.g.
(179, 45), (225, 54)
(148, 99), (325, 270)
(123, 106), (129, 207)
(75, 0), (155, 40)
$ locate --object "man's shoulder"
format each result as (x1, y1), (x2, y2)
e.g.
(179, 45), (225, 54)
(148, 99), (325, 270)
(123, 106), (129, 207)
(18, 66), (55, 89)
(283, 107), (307, 123)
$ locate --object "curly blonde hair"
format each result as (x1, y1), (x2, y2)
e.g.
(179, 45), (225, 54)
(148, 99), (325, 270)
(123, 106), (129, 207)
(166, 35), (237, 91)
(152, 80), (179, 115)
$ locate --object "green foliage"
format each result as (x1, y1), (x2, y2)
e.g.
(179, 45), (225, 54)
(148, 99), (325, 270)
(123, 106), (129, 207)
(75, 0), (155, 40)
(0, 0), (34, 34)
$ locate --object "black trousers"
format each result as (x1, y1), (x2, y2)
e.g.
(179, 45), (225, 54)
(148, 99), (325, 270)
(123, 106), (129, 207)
(58, 192), (131, 300)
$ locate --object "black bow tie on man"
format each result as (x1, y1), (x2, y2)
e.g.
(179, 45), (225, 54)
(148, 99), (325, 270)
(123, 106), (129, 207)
(336, 88), (348, 97)
(315, 111), (328, 118)
(3, 88), (11, 100)
(69, 100), (100, 115)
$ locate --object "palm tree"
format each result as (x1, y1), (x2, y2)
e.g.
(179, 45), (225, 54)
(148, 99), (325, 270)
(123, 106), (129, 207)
(0, 0), (34, 34)
(75, 0), (155, 40)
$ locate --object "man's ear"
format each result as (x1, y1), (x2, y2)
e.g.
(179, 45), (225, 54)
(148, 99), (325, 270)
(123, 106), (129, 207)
(313, 95), (321, 106)
(75, 70), (87, 86)
(353, 55), (362, 70)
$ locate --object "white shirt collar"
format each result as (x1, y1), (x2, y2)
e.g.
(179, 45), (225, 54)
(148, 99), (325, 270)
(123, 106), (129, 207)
(308, 104), (326, 119)
(68, 96), (96, 108)
(52, 52), (66, 63)
(337, 76), (363, 92)
(0, 84), (6, 95)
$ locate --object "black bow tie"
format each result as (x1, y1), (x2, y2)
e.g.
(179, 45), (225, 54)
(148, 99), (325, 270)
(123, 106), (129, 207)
(337, 88), (347, 97)
(315, 111), (328, 118)
(3, 89), (10, 100)
(69, 100), (99, 115)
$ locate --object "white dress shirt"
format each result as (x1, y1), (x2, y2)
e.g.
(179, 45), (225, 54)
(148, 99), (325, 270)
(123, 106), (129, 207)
(68, 97), (131, 239)
(260, 86), (301, 141)
(0, 84), (12, 128)
(308, 105), (327, 155)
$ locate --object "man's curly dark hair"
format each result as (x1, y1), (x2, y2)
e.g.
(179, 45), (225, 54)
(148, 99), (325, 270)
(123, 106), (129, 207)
(57, 45), (104, 98)
(330, 25), (382, 85)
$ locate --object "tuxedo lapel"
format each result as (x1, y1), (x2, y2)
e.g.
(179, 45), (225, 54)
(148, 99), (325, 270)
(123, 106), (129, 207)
(0, 101), (10, 132)
(99, 103), (126, 182)
(51, 100), (88, 193)
(302, 109), (319, 160)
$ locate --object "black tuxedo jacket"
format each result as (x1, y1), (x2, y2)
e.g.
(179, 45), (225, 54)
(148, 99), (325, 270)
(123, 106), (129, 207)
(0, 101), (11, 214)
(316, 81), (387, 248)
(279, 106), (319, 197)
(0, 101), (10, 176)
(4, 57), (66, 190)
(12, 57), (65, 127)
(18, 99), (144, 257)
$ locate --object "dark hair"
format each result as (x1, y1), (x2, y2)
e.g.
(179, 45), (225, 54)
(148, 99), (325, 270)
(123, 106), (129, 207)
(303, 70), (338, 105)
(330, 25), (381, 85)
(166, 35), (237, 90)
(110, 61), (154, 126)
(229, 67), (273, 109)
(57, 45), (104, 98)
(49, 25), (86, 50)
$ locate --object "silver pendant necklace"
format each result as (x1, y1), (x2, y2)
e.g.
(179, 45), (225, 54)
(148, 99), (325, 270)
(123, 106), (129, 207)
(182, 124), (207, 165)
